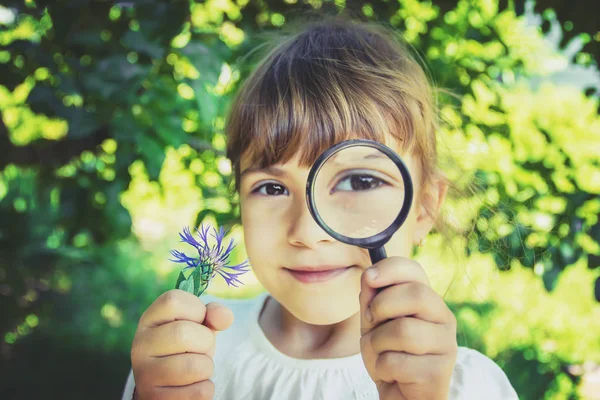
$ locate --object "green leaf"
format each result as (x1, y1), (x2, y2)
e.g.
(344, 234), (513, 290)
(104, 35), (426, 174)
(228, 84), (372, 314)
(192, 266), (202, 296)
(178, 276), (194, 294)
(175, 270), (186, 290)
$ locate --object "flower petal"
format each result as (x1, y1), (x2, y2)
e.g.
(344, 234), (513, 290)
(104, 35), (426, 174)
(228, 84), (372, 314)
(169, 249), (199, 269)
(179, 227), (203, 251)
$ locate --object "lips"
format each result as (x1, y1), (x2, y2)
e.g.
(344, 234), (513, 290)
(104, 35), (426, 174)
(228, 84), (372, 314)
(285, 266), (351, 283)
(287, 265), (346, 272)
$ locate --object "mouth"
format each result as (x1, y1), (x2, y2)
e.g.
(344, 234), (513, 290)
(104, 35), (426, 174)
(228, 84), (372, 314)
(284, 266), (352, 283)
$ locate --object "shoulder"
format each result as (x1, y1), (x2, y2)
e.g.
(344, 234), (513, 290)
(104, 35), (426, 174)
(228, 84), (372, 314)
(451, 347), (519, 400)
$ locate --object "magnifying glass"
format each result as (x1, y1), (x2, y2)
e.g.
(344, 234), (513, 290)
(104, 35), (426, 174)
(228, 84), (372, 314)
(306, 139), (414, 264)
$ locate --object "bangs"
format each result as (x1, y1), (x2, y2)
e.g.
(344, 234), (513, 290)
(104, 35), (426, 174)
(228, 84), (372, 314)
(226, 21), (431, 181)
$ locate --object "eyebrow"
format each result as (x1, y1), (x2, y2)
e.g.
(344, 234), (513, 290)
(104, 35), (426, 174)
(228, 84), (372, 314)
(240, 165), (288, 179)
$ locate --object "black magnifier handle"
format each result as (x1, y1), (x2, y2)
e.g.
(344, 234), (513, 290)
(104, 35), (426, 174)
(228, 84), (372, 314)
(368, 247), (387, 264)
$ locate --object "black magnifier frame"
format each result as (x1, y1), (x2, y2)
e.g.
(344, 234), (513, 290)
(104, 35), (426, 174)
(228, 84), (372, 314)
(306, 139), (414, 264)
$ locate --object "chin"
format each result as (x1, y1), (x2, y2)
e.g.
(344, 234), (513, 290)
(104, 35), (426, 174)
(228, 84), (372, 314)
(279, 291), (360, 325)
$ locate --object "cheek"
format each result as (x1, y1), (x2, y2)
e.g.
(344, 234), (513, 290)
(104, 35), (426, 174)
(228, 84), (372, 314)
(383, 208), (418, 257)
(240, 198), (286, 262)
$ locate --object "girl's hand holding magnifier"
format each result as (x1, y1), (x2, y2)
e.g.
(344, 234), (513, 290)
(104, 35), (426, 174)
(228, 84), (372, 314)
(306, 139), (457, 399)
(359, 258), (457, 400)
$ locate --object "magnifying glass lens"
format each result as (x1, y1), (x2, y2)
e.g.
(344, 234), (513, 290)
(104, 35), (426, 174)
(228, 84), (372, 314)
(312, 146), (406, 240)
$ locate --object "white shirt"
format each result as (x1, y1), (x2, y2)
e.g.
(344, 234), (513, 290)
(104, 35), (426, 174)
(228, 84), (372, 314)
(122, 292), (518, 399)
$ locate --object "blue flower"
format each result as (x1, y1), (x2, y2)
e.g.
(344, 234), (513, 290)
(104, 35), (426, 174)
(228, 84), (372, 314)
(170, 224), (251, 295)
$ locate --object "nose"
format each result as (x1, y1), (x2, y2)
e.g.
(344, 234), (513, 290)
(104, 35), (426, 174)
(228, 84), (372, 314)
(287, 195), (334, 248)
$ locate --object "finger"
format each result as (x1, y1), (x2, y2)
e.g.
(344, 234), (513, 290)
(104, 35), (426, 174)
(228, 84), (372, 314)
(139, 290), (207, 329)
(360, 257), (430, 335)
(366, 317), (456, 356)
(375, 351), (456, 384)
(363, 257), (431, 291)
(139, 353), (214, 387)
(369, 283), (454, 325)
(150, 379), (215, 400)
(359, 333), (378, 382)
(360, 267), (379, 335)
(141, 320), (215, 357)
(203, 302), (234, 332)
(375, 382), (406, 400)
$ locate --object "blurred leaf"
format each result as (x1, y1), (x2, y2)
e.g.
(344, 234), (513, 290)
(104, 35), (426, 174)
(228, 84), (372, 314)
(136, 134), (165, 180)
(122, 30), (165, 59)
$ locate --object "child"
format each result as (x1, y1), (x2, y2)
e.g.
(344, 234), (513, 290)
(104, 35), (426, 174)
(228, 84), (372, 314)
(123, 18), (518, 399)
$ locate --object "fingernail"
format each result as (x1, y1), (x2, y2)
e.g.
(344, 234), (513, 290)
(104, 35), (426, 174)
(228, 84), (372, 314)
(366, 306), (373, 323)
(367, 266), (378, 281)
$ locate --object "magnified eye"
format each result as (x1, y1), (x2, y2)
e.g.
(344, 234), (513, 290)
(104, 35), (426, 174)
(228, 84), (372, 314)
(333, 174), (387, 192)
(253, 182), (289, 196)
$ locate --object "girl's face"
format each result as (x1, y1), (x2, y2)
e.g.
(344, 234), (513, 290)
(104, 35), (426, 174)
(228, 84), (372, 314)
(239, 142), (441, 325)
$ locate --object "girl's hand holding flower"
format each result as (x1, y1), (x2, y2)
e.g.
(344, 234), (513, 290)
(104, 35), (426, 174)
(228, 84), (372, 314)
(131, 290), (233, 399)
(359, 257), (458, 400)
(130, 225), (250, 399)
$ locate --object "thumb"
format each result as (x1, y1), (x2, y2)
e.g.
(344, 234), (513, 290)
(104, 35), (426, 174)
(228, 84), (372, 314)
(360, 266), (378, 336)
(204, 302), (234, 332)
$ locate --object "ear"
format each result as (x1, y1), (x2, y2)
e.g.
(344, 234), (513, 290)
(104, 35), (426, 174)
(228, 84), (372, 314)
(412, 175), (448, 245)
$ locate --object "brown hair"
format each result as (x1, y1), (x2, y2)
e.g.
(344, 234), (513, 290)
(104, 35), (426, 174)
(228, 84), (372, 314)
(225, 17), (452, 233)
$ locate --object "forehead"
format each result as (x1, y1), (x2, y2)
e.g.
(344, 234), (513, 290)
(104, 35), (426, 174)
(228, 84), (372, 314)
(239, 131), (408, 173)
(239, 135), (411, 176)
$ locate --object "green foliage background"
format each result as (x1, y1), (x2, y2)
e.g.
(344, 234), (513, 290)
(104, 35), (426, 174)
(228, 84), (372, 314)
(0, 0), (598, 399)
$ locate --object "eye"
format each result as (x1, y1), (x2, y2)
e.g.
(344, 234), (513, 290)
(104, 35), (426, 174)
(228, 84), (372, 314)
(252, 182), (289, 196)
(332, 174), (387, 193)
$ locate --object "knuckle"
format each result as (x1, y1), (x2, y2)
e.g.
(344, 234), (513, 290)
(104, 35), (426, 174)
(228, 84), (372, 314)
(360, 270), (370, 286)
(171, 321), (188, 344)
(447, 339), (459, 358)
(444, 313), (458, 339)
(427, 364), (446, 383)
(139, 308), (150, 325)
(408, 259), (427, 277)
(191, 355), (214, 380)
(391, 318), (409, 339)
(144, 390), (161, 400)
(376, 351), (404, 381)
(134, 371), (153, 397)
(130, 338), (143, 363)
(159, 290), (182, 311)
(204, 355), (215, 378)
(133, 372), (146, 392)
(375, 352), (391, 380)
(200, 325), (216, 349)
(377, 351), (395, 369)
(448, 311), (458, 328)
(195, 379), (215, 400)
(409, 282), (427, 302)
(368, 300), (380, 322)
(403, 257), (421, 269)
(131, 332), (149, 365)
(183, 355), (199, 379)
